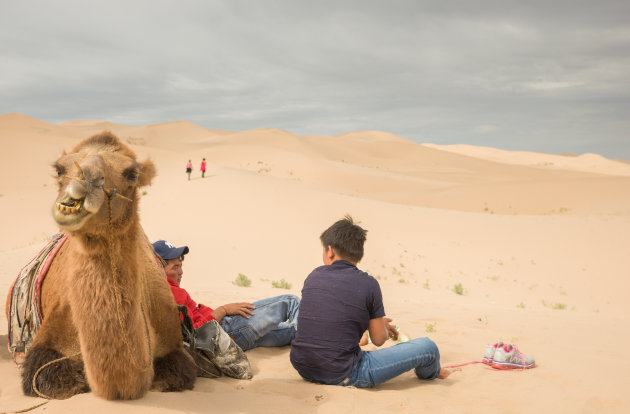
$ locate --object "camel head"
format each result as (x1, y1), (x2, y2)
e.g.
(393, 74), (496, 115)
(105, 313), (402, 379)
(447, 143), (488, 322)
(51, 131), (156, 234)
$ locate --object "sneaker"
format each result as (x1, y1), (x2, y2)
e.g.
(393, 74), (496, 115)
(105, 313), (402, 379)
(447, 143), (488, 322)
(491, 344), (535, 369)
(482, 342), (504, 365)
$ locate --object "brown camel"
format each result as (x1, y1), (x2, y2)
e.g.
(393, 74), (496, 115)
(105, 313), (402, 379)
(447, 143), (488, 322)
(10, 131), (196, 399)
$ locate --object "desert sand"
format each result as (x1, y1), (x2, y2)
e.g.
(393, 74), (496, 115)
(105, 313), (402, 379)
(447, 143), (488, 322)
(1, 113), (629, 413)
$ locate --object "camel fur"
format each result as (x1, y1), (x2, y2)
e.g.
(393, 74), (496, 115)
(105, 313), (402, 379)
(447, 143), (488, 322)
(7, 131), (196, 399)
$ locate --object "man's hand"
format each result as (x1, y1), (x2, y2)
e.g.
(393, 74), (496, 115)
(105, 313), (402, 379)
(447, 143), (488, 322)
(223, 302), (255, 318)
(384, 317), (399, 341)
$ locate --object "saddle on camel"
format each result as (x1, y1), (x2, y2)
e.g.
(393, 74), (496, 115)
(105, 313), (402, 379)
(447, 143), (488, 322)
(5, 132), (196, 400)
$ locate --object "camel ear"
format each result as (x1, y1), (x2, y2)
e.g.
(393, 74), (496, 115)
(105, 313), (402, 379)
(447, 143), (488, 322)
(138, 159), (156, 187)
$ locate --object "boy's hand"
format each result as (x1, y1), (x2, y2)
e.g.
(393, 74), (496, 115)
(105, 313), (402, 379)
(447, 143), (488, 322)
(359, 331), (369, 346)
(223, 302), (256, 318)
(384, 317), (399, 341)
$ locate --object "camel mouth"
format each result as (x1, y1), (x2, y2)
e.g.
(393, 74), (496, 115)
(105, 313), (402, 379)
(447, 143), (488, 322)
(52, 196), (92, 231)
(55, 197), (85, 215)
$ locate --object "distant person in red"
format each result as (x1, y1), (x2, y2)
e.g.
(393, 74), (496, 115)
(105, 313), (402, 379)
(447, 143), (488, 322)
(200, 158), (207, 178)
(186, 160), (192, 180)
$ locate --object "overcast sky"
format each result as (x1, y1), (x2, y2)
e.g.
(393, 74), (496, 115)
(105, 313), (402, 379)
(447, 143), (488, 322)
(2, 0), (629, 158)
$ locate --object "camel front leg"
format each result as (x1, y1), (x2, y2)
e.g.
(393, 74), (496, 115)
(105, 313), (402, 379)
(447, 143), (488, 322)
(22, 344), (89, 399)
(21, 307), (88, 399)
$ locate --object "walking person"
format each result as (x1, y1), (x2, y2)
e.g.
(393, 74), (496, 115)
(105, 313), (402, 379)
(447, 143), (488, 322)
(186, 160), (192, 180)
(200, 158), (206, 178)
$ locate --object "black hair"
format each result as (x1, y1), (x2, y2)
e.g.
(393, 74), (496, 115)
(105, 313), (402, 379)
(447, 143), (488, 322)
(320, 215), (367, 262)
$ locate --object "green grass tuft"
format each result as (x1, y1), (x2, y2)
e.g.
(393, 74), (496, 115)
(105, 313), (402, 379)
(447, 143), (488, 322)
(271, 278), (291, 289)
(233, 273), (252, 287)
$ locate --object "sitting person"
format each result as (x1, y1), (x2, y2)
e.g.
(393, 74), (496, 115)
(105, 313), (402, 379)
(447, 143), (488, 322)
(290, 216), (456, 387)
(152, 240), (300, 352)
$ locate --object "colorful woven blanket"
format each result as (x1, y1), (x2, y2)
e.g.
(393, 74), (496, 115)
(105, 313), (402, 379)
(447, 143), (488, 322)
(7, 233), (68, 364)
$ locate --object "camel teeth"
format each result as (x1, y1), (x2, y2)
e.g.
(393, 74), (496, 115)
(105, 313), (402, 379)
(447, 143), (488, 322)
(56, 201), (84, 215)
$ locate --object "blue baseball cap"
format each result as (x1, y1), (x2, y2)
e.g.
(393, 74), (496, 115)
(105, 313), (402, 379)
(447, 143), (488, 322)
(152, 240), (189, 260)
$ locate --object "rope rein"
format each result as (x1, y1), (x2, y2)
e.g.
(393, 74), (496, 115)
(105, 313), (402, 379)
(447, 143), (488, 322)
(106, 190), (153, 373)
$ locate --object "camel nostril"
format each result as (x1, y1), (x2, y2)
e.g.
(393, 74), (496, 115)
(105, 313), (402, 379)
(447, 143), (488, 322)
(90, 177), (105, 188)
(67, 179), (88, 200)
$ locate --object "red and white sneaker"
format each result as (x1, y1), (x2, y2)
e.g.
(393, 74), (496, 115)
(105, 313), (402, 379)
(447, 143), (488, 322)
(491, 344), (535, 369)
(482, 342), (504, 365)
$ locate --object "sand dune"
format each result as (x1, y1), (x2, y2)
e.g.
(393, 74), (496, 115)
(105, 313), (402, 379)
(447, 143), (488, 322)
(1, 114), (629, 413)
(423, 142), (630, 176)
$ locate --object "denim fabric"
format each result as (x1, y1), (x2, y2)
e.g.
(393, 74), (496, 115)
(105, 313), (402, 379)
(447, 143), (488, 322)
(339, 337), (441, 388)
(219, 294), (300, 351)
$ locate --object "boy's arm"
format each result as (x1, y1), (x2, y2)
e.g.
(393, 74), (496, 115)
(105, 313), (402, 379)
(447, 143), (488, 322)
(367, 317), (400, 346)
(367, 317), (389, 346)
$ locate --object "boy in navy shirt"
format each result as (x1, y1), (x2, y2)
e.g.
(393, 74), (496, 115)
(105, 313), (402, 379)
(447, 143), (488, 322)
(290, 215), (455, 387)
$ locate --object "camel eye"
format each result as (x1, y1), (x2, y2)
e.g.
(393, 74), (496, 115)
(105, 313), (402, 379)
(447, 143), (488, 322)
(54, 164), (66, 178)
(123, 167), (139, 182)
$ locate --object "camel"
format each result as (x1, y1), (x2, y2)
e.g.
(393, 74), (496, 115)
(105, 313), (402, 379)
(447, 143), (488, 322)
(9, 131), (196, 399)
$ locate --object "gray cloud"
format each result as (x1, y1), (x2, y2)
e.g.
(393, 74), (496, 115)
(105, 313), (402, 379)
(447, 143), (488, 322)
(1, 0), (629, 158)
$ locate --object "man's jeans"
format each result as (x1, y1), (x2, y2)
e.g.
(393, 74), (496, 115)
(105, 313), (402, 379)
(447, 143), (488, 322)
(219, 294), (300, 351)
(340, 337), (441, 388)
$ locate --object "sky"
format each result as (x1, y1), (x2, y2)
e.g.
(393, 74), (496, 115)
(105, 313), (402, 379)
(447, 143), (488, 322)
(1, 0), (629, 159)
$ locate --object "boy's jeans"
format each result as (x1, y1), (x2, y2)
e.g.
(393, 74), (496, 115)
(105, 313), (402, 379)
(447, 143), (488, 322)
(220, 294), (300, 351)
(340, 337), (441, 388)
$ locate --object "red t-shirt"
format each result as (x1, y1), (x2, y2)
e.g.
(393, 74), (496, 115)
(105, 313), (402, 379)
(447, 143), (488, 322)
(167, 277), (215, 329)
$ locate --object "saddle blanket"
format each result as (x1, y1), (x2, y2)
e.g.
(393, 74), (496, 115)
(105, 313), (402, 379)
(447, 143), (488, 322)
(7, 233), (68, 364)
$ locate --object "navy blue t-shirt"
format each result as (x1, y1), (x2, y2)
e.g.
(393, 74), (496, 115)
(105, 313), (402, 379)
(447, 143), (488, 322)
(290, 260), (385, 384)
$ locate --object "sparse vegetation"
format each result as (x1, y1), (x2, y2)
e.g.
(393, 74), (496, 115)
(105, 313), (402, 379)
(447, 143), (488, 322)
(125, 136), (145, 145)
(271, 278), (291, 289)
(423, 279), (430, 290)
(425, 322), (437, 333)
(516, 302), (526, 309)
(233, 273), (252, 287)
(477, 315), (488, 327)
(542, 300), (566, 310)
(398, 278), (406, 284)
(453, 283), (465, 295)
(142, 190), (148, 196)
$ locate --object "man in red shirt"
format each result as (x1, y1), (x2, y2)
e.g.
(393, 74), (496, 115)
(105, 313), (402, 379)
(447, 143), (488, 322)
(153, 240), (299, 351)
